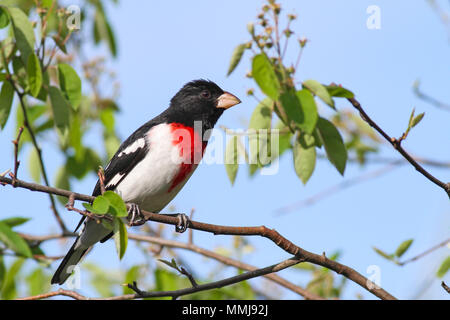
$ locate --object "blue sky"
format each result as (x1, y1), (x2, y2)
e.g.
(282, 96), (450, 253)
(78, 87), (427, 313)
(0, 0), (449, 299)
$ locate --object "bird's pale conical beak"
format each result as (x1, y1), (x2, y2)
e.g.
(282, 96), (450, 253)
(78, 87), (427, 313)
(217, 92), (241, 109)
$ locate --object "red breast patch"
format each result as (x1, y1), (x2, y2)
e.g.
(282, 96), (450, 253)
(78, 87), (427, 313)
(168, 123), (207, 192)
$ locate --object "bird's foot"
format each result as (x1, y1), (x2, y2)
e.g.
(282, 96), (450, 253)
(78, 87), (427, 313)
(166, 213), (190, 233)
(127, 203), (146, 226)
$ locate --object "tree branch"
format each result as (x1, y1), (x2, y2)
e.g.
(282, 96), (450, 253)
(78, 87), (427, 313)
(19, 258), (304, 300)
(128, 233), (323, 300)
(18, 289), (88, 300)
(346, 97), (450, 198)
(119, 257), (306, 300)
(442, 281), (450, 295)
(17, 231), (321, 299)
(398, 238), (450, 266)
(0, 175), (396, 299)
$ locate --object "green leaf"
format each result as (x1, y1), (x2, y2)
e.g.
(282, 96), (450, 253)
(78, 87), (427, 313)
(8, 7), (36, 63)
(0, 36), (14, 70)
(58, 64), (82, 110)
(0, 7), (10, 29)
(36, 70), (49, 101)
(0, 81), (14, 129)
(93, 10), (117, 56)
(372, 247), (395, 261)
(249, 98), (272, 130)
(69, 113), (83, 157)
(113, 218), (127, 260)
(92, 196), (110, 214)
(66, 148), (101, 180)
(123, 266), (141, 294)
(403, 109), (425, 140)
(248, 98), (272, 167)
(279, 90), (304, 128)
(102, 191), (128, 217)
(252, 54), (281, 100)
(296, 89), (318, 134)
(1, 258), (25, 299)
(0, 256), (5, 290)
(0, 221), (32, 258)
(0, 217), (30, 228)
(82, 202), (94, 212)
(325, 85), (354, 98)
(294, 262), (316, 271)
(408, 109), (425, 130)
(227, 43), (247, 76)
(27, 53), (42, 97)
(12, 56), (27, 89)
(303, 80), (335, 109)
(224, 136), (239, 185)
(26, 268), (50, 296)
(248, 163), (258, 177)
(105, 133), (121, 159)
(48, 86), (70, 138)
(436, 256), (450, 278)
(158, 258), (179, 271)
(28, 148), (41, 183)
(82, 197), (108, 215)
(100, 107), (116, 133)
(51, 35), (67, 54)
(275, 120), (292, 157)
(395, 239), (413, 258)
(154, 268), (178, 298)
(411, 112), (425, 128)
(316, 117), (347, 175)
(293, 134), (316, 184)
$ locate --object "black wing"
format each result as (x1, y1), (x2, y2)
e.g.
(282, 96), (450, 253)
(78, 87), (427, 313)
(92, 123), (153, 196)
(74, 121), (158, 233)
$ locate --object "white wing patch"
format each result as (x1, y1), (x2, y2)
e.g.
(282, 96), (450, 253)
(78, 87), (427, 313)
(118, 138), (145, 157)
(106, 172), (125, 188)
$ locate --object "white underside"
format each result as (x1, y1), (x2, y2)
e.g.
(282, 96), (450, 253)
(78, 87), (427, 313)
(79, 123), (198, 248)
(115, 123), (198, 212)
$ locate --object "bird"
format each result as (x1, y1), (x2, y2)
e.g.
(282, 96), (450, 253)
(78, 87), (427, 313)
(51, 80), (241, 285)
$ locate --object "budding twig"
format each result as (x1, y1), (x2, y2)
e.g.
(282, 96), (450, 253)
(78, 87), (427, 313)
(346, 97), (450, 198)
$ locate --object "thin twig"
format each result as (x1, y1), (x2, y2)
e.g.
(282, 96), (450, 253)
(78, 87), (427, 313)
(413, 82), (450, 112)
(398, 238), (450, 266)
(18, 289), (89, 300)
(7, 79), (68, 233)
(122, 257), (305, 300)
(188, 208), (195, 245)
(128, 233), (322, 300)
(11, 127), (24, 186)
(179, 267), (199, 288)
(442, 281), (450, 295)
(19, 259), (307, 300)
(346, 97), (450, 198)
(97, 167), (106, 195)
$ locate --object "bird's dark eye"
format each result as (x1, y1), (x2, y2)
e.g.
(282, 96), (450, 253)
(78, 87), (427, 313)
(200, 90), (211, 99)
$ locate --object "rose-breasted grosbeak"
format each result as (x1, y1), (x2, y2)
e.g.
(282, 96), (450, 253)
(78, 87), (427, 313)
(51, 80), (241, 285)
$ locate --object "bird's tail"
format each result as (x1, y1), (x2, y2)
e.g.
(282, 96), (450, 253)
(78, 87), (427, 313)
(51, 237), (89, 285)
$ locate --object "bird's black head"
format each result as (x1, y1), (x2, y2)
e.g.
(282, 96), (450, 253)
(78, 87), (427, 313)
(167, 80), (241, 130)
